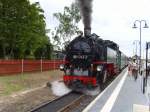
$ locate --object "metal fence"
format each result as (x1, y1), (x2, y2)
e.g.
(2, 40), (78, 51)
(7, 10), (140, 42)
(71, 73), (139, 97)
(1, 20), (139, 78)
(0, 59), (64, 75)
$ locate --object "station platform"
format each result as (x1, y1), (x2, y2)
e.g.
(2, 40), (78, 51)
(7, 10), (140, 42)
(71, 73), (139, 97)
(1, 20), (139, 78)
(83, 68), (150, 112)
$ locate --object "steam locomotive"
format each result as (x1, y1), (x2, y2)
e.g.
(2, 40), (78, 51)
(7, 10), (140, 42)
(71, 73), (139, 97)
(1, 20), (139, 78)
(60, 30), (128, 90)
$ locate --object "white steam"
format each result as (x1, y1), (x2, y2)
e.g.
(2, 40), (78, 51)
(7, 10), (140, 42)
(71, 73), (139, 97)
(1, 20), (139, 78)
(51, 81), (71, 96)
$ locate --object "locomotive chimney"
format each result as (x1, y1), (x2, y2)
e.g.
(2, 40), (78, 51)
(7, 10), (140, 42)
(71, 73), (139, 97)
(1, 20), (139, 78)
(84, 27), (91, 37)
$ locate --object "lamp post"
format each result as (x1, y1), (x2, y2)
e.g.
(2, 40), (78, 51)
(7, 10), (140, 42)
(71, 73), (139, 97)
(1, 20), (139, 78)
(132, 20), (149, 73)
(133, 40), (140, 60)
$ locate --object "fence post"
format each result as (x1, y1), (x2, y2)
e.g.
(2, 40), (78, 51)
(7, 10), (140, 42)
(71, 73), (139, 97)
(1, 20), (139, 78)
(54, 59), (56, 70)
(53, 59), (54, 70)
(21, 59), (24, 74)
(41, 58), (42, 72)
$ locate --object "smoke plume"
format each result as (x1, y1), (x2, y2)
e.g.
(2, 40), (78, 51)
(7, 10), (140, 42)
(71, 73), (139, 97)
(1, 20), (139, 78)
(77, 0), (93, 30)
(51, 81), (71, 96)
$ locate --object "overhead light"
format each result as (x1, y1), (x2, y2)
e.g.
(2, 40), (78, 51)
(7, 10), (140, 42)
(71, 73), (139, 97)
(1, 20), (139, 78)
(132, 23), (137, 28)
(143, 23), (149, 28)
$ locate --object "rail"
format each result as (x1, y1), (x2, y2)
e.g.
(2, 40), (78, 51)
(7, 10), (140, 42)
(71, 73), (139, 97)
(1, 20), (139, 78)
(29, 92), (83, 112)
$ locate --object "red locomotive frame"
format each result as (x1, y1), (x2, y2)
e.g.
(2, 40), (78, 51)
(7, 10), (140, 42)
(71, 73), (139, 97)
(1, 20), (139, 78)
(63, 60), (118, 87)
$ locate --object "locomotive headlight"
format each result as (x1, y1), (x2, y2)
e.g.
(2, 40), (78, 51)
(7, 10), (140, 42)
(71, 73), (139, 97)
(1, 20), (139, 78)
(59, 64), (65, 71)
(97, 65), (103, 71)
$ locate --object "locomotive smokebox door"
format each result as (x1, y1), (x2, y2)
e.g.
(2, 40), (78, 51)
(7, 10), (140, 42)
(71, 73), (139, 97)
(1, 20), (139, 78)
(84, 28), (91, 37)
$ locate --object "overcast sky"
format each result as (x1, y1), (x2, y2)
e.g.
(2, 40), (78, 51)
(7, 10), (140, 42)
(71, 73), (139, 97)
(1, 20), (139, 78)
(30, 0), (150, 57)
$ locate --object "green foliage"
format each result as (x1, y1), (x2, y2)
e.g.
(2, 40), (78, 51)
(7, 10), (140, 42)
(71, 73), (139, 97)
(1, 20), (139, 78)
(52, 2), (81, 49)
(34, 42), (53, 59)
(0, 0), (52, 59)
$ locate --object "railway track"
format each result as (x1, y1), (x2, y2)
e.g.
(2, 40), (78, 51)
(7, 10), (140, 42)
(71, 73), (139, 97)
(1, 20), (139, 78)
(29, 73), (120, 112)
(29, 92), (84, 112)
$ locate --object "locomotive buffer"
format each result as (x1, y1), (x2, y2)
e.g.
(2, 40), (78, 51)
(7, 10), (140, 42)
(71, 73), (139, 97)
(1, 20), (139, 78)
(83, 68), (150, 112)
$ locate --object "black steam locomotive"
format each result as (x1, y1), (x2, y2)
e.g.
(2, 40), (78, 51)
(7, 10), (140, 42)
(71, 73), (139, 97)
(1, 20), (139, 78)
(60, 30), (128, 90)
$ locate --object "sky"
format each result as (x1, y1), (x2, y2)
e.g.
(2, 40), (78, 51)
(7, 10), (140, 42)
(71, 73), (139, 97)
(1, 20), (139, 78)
(30, 0), (150, 57)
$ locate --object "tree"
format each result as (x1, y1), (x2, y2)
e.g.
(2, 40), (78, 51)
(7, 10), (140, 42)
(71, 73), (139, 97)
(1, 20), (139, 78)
(0, 0), (52, 59)
(52, 2), (81, 49)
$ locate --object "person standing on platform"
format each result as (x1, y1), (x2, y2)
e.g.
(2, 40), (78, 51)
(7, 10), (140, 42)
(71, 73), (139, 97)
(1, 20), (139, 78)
(131, 59), (138, 81)
(128, 61), (132, 76)
(141, 61), (146, 76)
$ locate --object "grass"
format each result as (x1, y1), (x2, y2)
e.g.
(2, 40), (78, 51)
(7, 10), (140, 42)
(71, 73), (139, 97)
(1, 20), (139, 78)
(0, 70), (63, 96)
